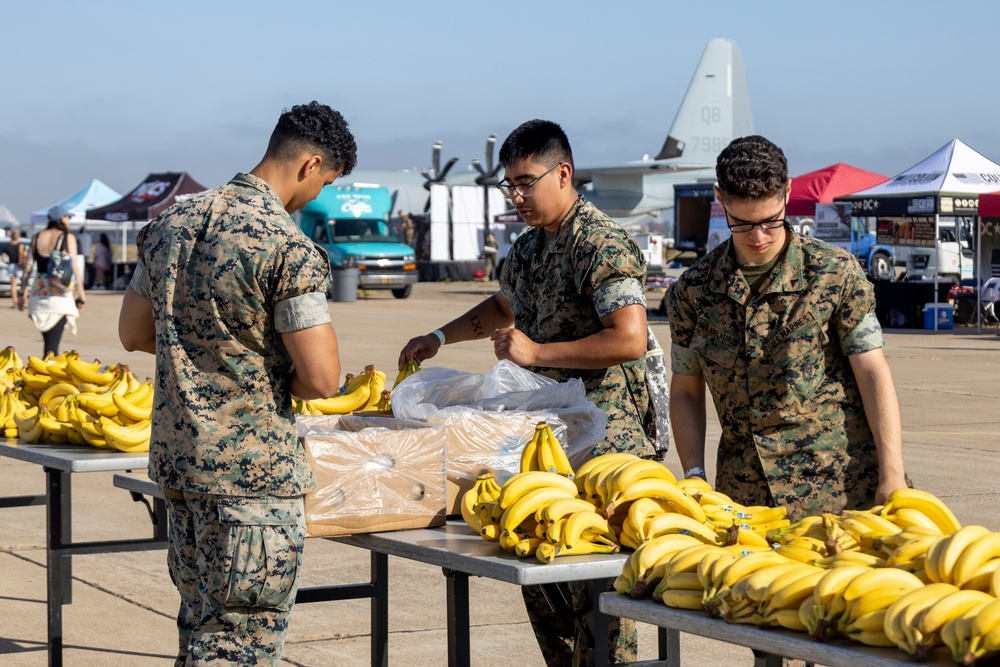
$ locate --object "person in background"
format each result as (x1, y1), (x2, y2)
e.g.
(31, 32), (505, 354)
(93, 233), (112, 289)
(664, 135), (907, 522)
(481, 231), (499, 280)
(3, 229), (27, 308)
(18, 206), (86, 355)
(118, 101), (356, 667)
(398, 119), (653, 666)
(396, 209), (415, 246)
(76, 224), (93, 286)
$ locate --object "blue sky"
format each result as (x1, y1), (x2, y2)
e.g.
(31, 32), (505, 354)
(2, 0), (999, 221)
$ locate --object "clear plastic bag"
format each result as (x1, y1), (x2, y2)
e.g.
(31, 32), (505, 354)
(391, 360), (607, 478)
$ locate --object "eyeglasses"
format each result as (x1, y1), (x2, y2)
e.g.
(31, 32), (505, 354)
(496, 162), (563, 199)
(722, 202), (787, 234)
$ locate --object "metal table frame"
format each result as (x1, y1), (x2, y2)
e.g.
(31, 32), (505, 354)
(600, 593), (956, 667)
(337, 522), (678, 667)
(0, 440), (165, 667)
(111, 473), (389, 667)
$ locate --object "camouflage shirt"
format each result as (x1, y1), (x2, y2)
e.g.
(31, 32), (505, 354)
(499, 197), (654, 457)
(131, 172), (332, 497)
(664, 231), (884, 519)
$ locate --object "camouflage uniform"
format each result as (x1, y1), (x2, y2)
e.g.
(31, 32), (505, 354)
(664, 231), (884, 522)
(499, 196), (652, 665)
(131, 172), (331, 666)
(499, 196), (655, 458)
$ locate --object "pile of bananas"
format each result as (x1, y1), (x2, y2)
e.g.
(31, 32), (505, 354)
(1, 347), (154, 452)
(622, 484), (1000, 666)
(294, 361), (419, 416)
(460, 444), (792, 566)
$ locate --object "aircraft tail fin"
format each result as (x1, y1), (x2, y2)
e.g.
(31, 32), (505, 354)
(653, 38), (754, 164)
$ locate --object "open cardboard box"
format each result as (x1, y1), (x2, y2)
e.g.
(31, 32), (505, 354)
(297, 414), (447, 537)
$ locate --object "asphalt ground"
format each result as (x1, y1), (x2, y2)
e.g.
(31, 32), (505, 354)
(1, 281), (999, 666)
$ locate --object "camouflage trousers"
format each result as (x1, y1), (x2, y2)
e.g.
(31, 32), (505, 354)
(161, 488), (306, 667)
(522, 580), (637, 666)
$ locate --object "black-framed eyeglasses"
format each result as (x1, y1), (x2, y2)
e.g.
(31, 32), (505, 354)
(496, 162), (563, 199)
(722, 201), (787, 234)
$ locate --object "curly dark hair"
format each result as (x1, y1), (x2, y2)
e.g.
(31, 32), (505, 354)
(715, 135), (788, 201)
(265, 101), (357, 176)
(498, 119), (574, 170)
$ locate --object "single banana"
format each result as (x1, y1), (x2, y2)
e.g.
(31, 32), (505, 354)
(540, 423), (574, 478)
(519, 426), (542, 473)
(643, 512), (719, 545)
(676, 477), (712, 494)
(758, 567), (825, 617)
(885, 533), (943, 568)
(559, 511), (616, 551)
(537, 497), (599, 526)
(573, 452), (638, 481)
(842, 567), (925, 603)
(498, 486), (578, 534)
(742, 562), (810, 605)
(661, 589), (704, 610)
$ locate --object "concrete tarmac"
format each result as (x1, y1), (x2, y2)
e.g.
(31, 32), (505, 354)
(1, 281), (999, 666)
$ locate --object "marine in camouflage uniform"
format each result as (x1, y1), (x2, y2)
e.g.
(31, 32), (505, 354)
(501, 196), (652, 666)
(665, 230), (887, 521)
(130, 171), (332, 666)
(499, 196), (656, 458)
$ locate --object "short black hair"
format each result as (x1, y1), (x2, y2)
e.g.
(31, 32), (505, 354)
(715, 135), (788, 201)
(265, 101), (358, 176)
(498, 119), (574, 170)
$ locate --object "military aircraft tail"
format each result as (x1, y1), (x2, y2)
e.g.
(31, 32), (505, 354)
(653, 37), (754, 165)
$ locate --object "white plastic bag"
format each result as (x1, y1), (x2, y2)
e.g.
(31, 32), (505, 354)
(391, 360), (607, 476)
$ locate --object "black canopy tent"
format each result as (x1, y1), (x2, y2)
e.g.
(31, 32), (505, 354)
(86, 172), (207, 262)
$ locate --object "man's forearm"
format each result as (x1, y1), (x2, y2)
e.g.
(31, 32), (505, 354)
(438, 293), (512, 343)
(853, 355), (906, 487)
(669, 375), (708, 475)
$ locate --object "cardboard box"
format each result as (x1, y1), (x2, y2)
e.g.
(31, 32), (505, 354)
(298, 414), (447, 537)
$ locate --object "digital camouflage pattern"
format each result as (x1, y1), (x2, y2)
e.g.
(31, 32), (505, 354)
(522, 581), (636, 666)
(500, 196), (649, 665)
(163, 488), (305, 667)
(132, 172), (331, 497)
(664, 231), (884, 521)
(499, 196), (655, 458)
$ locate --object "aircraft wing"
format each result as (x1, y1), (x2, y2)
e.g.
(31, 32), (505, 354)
(574, 160), (713, 186)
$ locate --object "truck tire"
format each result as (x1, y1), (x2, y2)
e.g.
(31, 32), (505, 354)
(869, 253), (894, 281)
(392, 285), (412, 299)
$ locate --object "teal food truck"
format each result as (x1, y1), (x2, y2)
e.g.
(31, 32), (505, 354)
(299, 184), (418, 298)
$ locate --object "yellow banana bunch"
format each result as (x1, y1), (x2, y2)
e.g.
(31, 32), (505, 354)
(881, 488), (961, 535)
(298, 366), (387, 415)
(519, 421), (575, 478)
(1, 389), (30, 437)
(614, 533), (702, 595)
(0, 346), (25, 373)
(649, 543), (723, 601)
(97, 415), (151, 452)
(882, 582), (960, 655)
(459, 472), (503, 534)
(572, 453), (640, 500)
(804, 565), (870, 639)
(941, 597), (995, 664)
(836, 568), (925, 637)
(392, 359), (420, 388)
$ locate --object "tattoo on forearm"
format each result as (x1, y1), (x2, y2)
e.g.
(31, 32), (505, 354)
(470, 314), (484, 338)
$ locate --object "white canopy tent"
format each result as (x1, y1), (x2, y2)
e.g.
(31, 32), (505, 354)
(30, 179), (122, 225)
(837, 139), (1000, 330)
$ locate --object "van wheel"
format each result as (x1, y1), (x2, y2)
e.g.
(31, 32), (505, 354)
(869, 253), (894, 281)
(392, 285), (412, 299)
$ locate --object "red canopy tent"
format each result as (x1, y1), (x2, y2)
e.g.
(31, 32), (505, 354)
(979, 191), (1000, 217)
(787, 163), (888, 217)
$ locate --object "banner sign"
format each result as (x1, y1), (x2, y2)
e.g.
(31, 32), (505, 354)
(875, 216), (936, 247)
(814, 203), (852, 242)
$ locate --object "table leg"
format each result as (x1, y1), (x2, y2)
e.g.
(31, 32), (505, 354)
(45, 467), (72, 667)
(658, 626), (680, 667)
(752, 648), (783, 667)
(443, 567), (470, 667)
(584, 578), (610, 667)
(371, 551), (388, 667)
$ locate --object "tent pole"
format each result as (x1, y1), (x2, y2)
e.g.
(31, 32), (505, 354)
(977, 215), (982, 332)
(933, 214), (939, 332)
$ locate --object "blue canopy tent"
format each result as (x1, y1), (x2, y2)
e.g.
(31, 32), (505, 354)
(30, 179), (122, 225)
